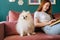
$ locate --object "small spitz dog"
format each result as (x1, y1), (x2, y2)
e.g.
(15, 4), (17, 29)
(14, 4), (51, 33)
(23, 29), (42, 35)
(16, 10), (35, 36)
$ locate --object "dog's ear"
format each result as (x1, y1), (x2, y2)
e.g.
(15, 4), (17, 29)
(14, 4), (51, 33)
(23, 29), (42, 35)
(27, 11), (30, 14)
(22, 10), (26, 13)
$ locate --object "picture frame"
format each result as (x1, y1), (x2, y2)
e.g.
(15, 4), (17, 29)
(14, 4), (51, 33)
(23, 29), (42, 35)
(50, 0), (56, 4)
(28, 0), (41, 5)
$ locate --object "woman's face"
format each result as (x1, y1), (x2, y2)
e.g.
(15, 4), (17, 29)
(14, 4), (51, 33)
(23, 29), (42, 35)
(42, 2), (50, 12)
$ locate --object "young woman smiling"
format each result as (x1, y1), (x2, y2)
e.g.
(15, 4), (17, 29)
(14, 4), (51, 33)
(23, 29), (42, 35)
(34, 0), (60, 35)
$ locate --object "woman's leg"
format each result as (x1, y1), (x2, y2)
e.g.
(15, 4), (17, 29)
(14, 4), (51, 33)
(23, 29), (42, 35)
(42, 23), (60, 35)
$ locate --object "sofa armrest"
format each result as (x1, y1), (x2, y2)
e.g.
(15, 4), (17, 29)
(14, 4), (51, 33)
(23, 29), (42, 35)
(0, 22), (4, 40)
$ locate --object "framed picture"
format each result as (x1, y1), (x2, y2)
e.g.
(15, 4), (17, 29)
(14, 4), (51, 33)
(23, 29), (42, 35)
(28, 0), (41, 5)
(50, 0), (56, 4)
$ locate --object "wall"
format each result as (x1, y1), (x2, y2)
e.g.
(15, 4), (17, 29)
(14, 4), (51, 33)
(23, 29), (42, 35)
(0, 0), (60, 21)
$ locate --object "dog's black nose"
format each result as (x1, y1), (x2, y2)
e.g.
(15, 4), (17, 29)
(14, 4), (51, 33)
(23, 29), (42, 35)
(23, 17), (25, 19)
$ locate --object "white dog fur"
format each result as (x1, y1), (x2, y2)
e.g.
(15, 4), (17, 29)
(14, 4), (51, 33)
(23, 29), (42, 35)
(16, 10), (35, 36)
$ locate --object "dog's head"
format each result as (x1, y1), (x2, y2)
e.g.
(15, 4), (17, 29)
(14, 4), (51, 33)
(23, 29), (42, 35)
(19, 10), (33, 21)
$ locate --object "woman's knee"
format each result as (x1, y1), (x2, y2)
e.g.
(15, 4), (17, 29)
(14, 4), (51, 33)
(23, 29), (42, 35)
(42, 23), (60, 35)
(45, 29), (60, 35)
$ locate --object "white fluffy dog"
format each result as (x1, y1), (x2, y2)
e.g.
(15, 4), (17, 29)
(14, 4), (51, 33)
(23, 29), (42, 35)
(16, 10), (35, 36)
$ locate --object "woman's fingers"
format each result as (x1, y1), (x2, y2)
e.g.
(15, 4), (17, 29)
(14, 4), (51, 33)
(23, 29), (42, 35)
(51, 19), (57, 22)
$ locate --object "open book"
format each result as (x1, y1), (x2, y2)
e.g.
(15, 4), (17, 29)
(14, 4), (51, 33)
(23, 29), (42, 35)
(49, 19), (60, 26)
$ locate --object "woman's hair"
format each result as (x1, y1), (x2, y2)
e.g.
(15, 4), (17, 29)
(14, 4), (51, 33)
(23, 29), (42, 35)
(37, 0), (52, 15)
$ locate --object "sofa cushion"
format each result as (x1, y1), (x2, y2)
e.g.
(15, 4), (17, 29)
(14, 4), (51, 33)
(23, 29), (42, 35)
(4, 21), (18, 36)
(9, 10), (20, 22)
(4, 33), (60, 40)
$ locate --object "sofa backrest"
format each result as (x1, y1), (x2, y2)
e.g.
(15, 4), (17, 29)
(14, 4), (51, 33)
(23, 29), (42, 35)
(54, 13), (60, 19)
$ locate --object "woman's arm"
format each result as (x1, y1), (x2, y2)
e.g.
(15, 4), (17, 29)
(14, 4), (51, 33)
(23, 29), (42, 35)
(34, 18), (57, 27)
(34, 18), (48, 27)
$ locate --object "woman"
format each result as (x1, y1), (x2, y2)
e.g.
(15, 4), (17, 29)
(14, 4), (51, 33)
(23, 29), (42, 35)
(34, 0), (60, 35)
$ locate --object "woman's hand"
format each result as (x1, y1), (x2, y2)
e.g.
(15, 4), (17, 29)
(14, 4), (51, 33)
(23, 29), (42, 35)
(51, 19), (57, 22)
(47, 19), (57, 25)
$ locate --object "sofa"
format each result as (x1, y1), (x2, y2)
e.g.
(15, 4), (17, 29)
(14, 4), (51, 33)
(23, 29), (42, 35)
(0, 10), (60, 40)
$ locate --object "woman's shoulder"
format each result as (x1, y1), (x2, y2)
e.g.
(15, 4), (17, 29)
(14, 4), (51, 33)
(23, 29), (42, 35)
(34, 11), (38, 13)
(34, 11), (42, 14)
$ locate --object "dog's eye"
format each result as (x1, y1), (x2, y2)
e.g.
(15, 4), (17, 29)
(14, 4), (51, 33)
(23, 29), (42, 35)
(26, 16), (27, 17)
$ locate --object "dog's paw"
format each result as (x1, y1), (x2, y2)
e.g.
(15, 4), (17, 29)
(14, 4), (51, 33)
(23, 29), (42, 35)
(27, 33), (31, 36)
(20, 34), (24, 37)
(31, 32), (36, 35)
